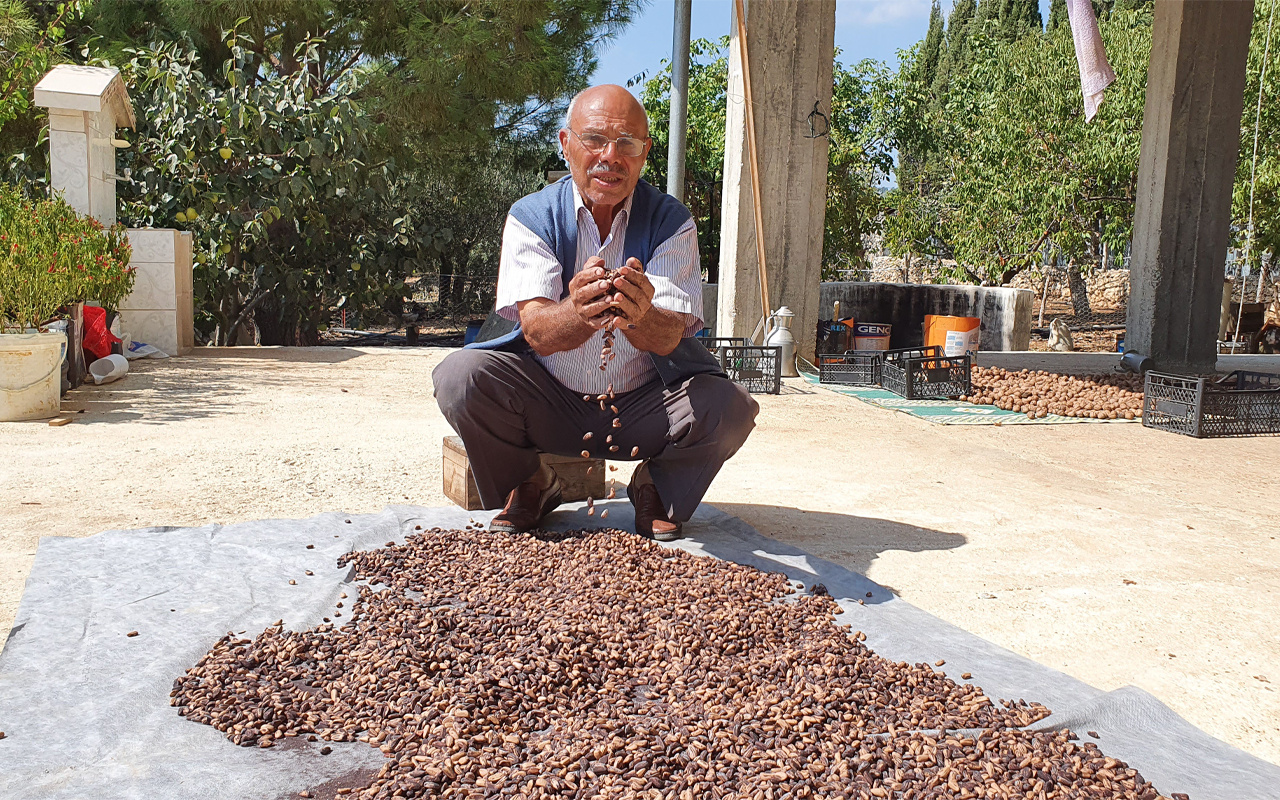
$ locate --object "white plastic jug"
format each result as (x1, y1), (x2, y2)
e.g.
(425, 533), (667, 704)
(89, 353), (130, 385)
(0, 331), (66, 421)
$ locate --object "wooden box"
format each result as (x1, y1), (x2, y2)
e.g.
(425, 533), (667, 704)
(442, 435), (606, 511)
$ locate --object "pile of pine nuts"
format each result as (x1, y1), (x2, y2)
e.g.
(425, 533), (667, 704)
(171, 529), (1168, 799)
(963, 367), (1145, 420)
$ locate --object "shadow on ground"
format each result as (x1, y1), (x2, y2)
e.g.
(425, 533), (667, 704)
(709, 502), (967, 582)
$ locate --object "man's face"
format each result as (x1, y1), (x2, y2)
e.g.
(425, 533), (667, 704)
(559, 90), (652, 210)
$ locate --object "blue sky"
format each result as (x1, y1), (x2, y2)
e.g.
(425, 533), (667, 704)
(592, 0), (1055, 92)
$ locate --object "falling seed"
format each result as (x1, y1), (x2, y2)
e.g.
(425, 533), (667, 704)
(610, 405), (619, 414)
(609, 465), (618, 472)
(600, 509), (609, 519)
(630, 446), (639, 457)
(606, 435), (613, 443)
(305, 570), (314, 576)
(587, 507), (595, 516)
(581, 450), (591, 458)
(586, 466), (594, 474)
(1087, 731), (1100, 739)
(607, 488), (617, 499)
(583, 432), (593, 441)
(609, 445), (619, 452)
(962, 672), (972, 680)
(612, 419), (622, 428)
(865, 591), (873, 598)
(126, 631), (140, 637)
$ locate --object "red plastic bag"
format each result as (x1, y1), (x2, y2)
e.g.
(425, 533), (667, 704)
(82, 304), (121, 362)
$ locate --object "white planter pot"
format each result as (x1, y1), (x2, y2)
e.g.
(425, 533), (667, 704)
(0, 331), (67, 421)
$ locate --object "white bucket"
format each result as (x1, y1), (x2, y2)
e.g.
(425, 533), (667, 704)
(0, 331), (66, 422)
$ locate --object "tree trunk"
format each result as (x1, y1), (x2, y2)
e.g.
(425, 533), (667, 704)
(1067, 262), (1092, 318)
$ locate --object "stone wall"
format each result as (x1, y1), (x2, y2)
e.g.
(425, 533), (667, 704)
(703, 280), (1034, 351)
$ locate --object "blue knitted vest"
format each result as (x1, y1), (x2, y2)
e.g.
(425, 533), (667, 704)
(469, 176), (723, 387)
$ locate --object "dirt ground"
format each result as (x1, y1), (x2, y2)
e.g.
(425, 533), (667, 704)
(2, 347), (1277, 766)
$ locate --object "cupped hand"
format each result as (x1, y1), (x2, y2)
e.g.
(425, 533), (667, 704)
(607, 258), (655, 327)
(568, 256), (617, 327)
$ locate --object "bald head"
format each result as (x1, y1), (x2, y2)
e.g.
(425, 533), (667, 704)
(559, 84), (653, 216)
(566, 84), (650, 138)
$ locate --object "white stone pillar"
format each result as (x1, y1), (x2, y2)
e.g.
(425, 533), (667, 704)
(33, 65), (136, 226)
(119, 229), (194, 356)
(717, 0), (835, 362)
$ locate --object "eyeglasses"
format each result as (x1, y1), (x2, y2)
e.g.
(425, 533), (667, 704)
(566, 128), (649, 158)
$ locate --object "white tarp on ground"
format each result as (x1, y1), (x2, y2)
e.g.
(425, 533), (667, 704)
(1, 503), (1276, 799)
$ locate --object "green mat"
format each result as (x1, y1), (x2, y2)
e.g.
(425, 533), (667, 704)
(800, 371), (1135, 425)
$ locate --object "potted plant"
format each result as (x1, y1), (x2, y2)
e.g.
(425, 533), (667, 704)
(0, 185), (133, 420)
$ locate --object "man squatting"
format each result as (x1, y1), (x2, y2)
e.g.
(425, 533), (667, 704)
(433, 85), (758, 540)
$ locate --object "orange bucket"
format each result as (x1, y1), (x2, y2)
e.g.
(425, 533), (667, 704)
(923, 315), (980, 357)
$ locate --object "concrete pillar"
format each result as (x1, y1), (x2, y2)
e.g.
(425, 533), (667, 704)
(717, 0), (835, 361)
(119, 229), (195, 356)
(33, 65), (136, 227)
(1126, 0), (1254, 373)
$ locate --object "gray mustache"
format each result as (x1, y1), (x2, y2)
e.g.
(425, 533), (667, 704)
(588, 163), (626, 177)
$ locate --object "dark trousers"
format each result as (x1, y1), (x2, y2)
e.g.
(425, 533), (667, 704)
(432, 349), (759, 522)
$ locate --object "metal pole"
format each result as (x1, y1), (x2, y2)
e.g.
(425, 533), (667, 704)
(666, 0), (692, 202)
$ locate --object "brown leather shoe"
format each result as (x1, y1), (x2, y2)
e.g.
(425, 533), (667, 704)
(627, 470), (682, 542)
(488, 473), (563, 533)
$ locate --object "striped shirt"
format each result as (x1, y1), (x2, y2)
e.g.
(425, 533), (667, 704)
(495, 182), (703, 395)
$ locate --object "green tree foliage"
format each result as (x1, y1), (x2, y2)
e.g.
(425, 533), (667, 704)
(884, 10), (1151, 285)
(919, 1), (944, 89)
(1235, 0), (1280, 274)
(117, 36), (403, 345)
(362, 0), (640, 159)
(974, 0), (1042, 43)
(0, 0), (75, 187)
(823, 58), (895, 276)
(640, 36), (729, 279)
(641, 38), (892, 281)
(932, 0), (976, 101)
(2, 0), (639, 342)
(1047, 0), (1067, 31)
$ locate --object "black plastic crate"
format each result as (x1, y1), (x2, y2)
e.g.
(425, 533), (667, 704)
(1142, 370), (1280, 438)
(699, 336), (751, 352)
(880, 346), (972, 399)
(817, 351), (882, 386)
(716, 345), (782, 394)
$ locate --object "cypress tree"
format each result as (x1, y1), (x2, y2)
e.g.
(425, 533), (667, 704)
(920, 0), (945, 88)
(932, 0), (976, 99)
(1047, 0), (1068, 31)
